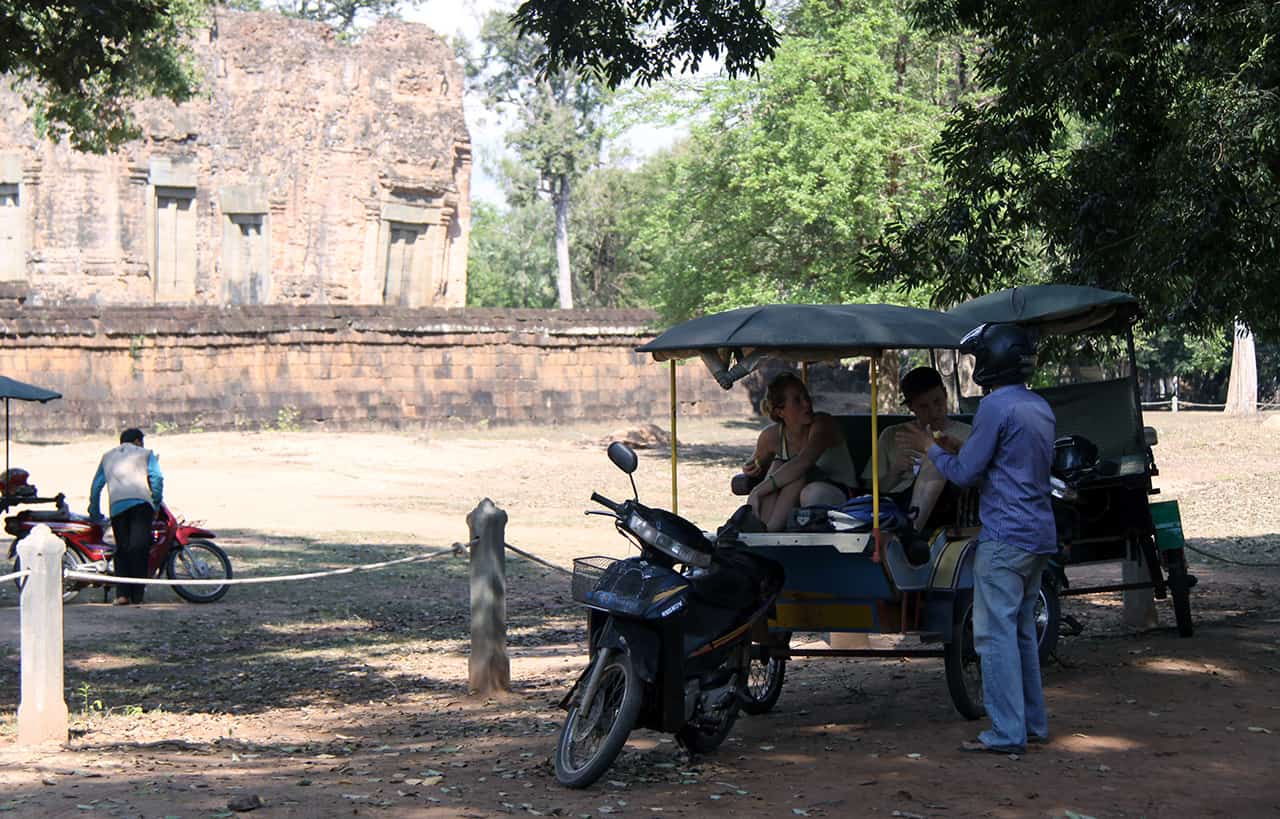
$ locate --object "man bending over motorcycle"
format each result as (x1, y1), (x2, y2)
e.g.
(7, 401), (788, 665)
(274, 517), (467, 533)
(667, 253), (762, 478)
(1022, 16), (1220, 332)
(89, 428), (164, 605)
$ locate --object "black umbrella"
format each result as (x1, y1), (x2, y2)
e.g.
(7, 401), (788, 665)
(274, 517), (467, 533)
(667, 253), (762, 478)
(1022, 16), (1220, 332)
(0, 376), (62, 484)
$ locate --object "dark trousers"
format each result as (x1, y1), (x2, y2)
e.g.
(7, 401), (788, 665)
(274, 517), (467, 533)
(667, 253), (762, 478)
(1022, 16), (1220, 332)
(111, 503), (154, 603)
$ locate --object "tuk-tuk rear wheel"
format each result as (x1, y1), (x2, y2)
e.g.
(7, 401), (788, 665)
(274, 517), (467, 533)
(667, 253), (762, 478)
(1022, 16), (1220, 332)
(741, 650), (785, 715)
(946, 571), (1061, 721)
(945, 592), (983, 720)
(1036, 574), (1061, 664)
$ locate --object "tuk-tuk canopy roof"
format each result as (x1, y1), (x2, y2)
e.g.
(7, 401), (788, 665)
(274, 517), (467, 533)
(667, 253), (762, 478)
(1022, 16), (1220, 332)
(637, 303), (975, 363)
(947, 285), (1141, 336)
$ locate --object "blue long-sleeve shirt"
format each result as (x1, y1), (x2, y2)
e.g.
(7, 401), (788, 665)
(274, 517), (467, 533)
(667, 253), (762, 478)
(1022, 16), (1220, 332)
(89, 451), (163, 519)
(928, 384), (1057, 554)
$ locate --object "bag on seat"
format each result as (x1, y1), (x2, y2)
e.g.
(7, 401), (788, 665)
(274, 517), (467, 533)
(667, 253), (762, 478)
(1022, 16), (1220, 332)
(834, 495), (909, 531)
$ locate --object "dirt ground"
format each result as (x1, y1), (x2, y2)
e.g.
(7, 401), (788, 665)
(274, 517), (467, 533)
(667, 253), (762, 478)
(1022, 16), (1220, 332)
(1, 411), (1279, 818)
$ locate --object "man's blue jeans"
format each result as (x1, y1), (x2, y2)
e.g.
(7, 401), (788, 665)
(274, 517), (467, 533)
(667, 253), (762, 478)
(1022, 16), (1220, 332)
(973, 539), (1051, 750)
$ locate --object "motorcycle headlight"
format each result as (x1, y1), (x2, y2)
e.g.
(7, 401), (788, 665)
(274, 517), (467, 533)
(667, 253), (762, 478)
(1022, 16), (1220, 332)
(627, 512), (710, 567)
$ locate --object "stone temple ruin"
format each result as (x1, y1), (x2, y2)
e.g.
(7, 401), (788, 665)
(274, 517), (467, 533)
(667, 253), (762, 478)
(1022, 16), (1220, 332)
(0, 10), (471, 308)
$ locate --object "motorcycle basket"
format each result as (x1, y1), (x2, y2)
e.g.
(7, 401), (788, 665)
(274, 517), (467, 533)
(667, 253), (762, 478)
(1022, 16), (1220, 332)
(571, 556), (619, 604)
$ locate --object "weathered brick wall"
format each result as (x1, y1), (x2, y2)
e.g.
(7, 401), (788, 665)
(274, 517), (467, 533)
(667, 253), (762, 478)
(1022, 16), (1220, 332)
(0, 307), (750, 438)
(0, 10), (471, 308)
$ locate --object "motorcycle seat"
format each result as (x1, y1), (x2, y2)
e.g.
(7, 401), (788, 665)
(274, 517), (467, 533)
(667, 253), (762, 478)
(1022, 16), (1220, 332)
(22, 510), (75, 522)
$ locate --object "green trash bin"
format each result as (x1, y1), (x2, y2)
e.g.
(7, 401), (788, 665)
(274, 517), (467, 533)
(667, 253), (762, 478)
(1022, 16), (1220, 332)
(1149, 500), (1185, 551)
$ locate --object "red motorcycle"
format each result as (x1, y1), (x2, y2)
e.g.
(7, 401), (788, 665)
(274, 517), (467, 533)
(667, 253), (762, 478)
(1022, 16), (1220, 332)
(3, 468), (232, 603)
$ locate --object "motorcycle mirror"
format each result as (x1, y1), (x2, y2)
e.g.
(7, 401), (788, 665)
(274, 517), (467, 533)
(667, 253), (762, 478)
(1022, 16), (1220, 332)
(606, 442), (638, 475)
(606, 442), (640, 500)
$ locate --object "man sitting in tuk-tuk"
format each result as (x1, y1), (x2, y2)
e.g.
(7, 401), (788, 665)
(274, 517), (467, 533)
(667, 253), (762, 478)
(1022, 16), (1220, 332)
(865, 366), (972, 530)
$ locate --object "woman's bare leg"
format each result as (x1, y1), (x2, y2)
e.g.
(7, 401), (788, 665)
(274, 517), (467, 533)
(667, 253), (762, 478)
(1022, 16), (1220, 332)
(764, 479), (806, 532)
(800, 481), (846, 508)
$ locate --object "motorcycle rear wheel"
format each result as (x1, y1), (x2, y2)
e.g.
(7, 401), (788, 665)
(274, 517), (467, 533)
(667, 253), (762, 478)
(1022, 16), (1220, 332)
(11, 541), (87, 603)
(166, 540), (232, 603)
(555, 652), (643, 789)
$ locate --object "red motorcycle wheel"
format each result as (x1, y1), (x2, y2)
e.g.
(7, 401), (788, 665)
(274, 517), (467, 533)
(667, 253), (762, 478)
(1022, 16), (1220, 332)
(165, 539), (232, 603)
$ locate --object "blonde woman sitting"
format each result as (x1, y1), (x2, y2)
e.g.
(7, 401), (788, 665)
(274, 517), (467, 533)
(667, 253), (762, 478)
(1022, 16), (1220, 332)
(742, 372), (859, 532)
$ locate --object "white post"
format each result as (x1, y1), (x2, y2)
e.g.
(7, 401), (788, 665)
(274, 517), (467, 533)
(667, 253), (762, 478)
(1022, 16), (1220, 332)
(1122, 543), (1158, 631)
(17, 525), (69, 747)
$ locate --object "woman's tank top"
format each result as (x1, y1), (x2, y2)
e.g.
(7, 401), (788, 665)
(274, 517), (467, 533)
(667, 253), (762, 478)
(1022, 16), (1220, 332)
(778, 419), (859, 490)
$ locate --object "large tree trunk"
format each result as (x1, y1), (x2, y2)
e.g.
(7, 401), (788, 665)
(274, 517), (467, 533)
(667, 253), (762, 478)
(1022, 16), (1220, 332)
(1224, 321), (1257, 415)
(553, 174), (573, 309)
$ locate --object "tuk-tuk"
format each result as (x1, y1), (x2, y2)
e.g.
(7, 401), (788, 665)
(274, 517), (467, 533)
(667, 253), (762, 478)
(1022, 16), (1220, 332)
(638, 302), (1018, 719)
(634, 287), (1191, 721)
(946, 285), (1193, 638)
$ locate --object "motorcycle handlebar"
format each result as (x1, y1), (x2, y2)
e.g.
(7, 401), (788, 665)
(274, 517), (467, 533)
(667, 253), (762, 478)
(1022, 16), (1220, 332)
(590, 492), (622, 513)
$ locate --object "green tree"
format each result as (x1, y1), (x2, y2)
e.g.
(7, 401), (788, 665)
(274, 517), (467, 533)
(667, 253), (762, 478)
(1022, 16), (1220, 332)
(627, 0), (972, 320)
(512, 0), (1280, 342)
(868, 0), (1280, 338)
(466, 8), (610, 309)
(512, 0), (779, 88)
(0, 0), (206, 152)
(466, 201), (558, 308)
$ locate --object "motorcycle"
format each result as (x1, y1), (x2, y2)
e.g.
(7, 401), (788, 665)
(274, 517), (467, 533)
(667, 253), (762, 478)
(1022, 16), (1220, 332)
(3, 469), (232, 604)
(555, 442), (783, 789)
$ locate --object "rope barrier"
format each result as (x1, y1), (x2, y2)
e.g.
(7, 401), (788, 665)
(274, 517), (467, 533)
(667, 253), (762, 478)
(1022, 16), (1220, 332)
(62, 543), (465, 587)
(0, 569), (28, 584)
(503, 541), (573, 576)
(1183, 542), (1280, 568)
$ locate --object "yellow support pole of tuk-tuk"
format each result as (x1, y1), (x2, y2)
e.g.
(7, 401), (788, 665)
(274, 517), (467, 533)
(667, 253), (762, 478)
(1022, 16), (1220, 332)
(670, 360), (678, 515)
(869, 355), (882, 563)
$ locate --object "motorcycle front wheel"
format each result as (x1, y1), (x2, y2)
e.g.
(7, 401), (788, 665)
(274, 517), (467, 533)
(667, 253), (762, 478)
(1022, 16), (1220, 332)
(554, 651), (643, 789)
(166, 540), (232, 603)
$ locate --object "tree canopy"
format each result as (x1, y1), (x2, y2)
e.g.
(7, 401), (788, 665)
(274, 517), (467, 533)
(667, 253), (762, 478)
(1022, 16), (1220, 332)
(621, 0), (970, 319)
(869, 0), (1280, 336)
(0, 0), (205, 152)
(512, 0), (1280, 337)
(511, 0), (779, 88)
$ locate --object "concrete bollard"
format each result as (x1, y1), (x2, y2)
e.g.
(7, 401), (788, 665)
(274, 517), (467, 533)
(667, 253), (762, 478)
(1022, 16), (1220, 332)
(467, 499), (510, 696)
(17, 525), (69, 747)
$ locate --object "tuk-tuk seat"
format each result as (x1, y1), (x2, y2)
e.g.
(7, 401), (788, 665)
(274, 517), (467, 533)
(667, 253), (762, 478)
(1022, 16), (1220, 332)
(881, 535), (936, 591)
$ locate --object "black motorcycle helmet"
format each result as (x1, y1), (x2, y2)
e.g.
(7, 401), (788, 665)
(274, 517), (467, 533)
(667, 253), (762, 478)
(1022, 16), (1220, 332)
(960, 322), (1037, 387)
(1052, 434), (1099, 482)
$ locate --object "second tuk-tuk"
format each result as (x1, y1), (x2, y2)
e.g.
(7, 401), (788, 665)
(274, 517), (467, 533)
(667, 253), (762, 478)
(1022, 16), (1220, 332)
(634, 286), (1191, 721)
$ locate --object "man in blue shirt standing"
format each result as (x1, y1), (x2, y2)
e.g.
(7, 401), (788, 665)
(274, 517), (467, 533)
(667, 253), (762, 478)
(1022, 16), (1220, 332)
(898, 323), (1057, 753)
(89, 428), (164, 605)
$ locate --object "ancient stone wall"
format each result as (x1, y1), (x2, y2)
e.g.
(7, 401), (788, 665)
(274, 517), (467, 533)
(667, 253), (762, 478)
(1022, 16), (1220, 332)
(0, 10), (471, 308)
(0, 307), (750, 439)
